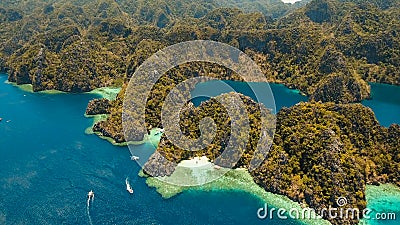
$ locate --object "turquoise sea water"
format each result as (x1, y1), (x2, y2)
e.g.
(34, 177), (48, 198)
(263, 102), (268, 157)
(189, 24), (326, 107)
(364, 184), (400, 225)
(0, 74), (300, 224)
(0, 73), (399, 224)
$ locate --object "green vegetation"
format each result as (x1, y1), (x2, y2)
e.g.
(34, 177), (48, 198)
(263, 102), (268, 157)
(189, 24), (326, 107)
(1, 0), (398, 99)
(141, 97), (400, 225)
(252, 102), (400, 225)
(142, 91), (275, 176)
(92, 83), (126, 143)
(1, 1), (399, 225)
(144, 100), (400, 225)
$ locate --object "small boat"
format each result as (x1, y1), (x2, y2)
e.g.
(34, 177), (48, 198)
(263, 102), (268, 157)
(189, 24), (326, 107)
(130, 155), (139, 161)
(88, 190), (95, 201)
(214, 165), (221, 170)
(0, 118), (2, 122)
(125, 178), (134, 194)
(154, 129), (165, 136)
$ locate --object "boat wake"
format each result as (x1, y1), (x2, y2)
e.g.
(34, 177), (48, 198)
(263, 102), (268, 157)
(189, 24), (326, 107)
(87, 191), (94, 225)
(86, 199), (93, 225)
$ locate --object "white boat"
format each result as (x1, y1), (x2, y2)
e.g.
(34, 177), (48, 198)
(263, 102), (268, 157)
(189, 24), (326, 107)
(130, 155), (139, 161)
(88, 190), (95, 201)
(125, 178), (134, 194)
(154, 129), (165, 136)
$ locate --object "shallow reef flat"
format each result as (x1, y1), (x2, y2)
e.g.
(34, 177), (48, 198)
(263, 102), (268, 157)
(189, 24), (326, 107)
(5, 81), (65, 94)
(358, 184), (400, 225)
(365, 184), (400, 212)
(145, 168), (331, 225)
(88, 87), (121, 101)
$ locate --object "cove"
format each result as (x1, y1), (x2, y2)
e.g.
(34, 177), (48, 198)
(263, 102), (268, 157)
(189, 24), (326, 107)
(192, 80), (400, 127)
(191, 80), (308, 113)
(362, 83), (400, 127)
(0, 73), (300, 224)
(1, 72), (399, 225)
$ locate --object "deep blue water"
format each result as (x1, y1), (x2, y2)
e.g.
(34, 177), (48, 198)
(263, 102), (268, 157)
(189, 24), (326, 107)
(0, 73), (399, 225)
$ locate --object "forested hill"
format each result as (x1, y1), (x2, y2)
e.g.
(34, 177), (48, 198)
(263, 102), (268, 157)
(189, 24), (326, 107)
(0, 0), (308, 23)
(0, 0), (398, 102)
(1, 2), (399, 225)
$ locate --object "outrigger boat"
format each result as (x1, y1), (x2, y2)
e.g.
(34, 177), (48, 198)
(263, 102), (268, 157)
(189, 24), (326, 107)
(88, 190), (95, 201)
(125, 178), (134, 194)
(154, 129), (165, 136)
(130, 155), (139, 161)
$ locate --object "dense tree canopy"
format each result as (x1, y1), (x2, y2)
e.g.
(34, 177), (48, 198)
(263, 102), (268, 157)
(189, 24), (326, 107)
(1, 0), (398, 96)
(1, 1), (399, 224)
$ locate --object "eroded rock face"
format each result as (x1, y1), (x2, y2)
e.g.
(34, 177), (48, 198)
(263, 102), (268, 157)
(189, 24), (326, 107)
(384, 124), (400, 186)
(85, 98), (111, 115)
(92, 120), (126, 143)
(319, 48), (347, 75)
(305, 0), (332, 23)
(8, 65), (32, 84)
(0, 57), (6, 72)
(310, 73), (370, 103)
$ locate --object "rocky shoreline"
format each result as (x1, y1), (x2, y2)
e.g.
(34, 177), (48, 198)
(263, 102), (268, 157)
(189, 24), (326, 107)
(85, 87), (399, 225)
(85, 98), (111, 115)
(1, 1), (399, 224)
